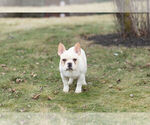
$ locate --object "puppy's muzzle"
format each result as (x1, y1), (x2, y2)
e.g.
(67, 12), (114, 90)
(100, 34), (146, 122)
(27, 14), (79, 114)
(67, 63), (73, 70)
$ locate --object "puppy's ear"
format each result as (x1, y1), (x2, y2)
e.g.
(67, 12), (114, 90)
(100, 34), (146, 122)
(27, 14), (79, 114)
(58, 43), (66, 56)
(74, 42), (81, 55)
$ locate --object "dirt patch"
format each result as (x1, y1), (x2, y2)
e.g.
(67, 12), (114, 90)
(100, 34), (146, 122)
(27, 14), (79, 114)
(83, 34), (150, 47)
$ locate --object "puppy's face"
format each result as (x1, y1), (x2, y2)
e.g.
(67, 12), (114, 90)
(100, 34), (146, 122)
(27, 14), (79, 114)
(58, 43), (81, 71)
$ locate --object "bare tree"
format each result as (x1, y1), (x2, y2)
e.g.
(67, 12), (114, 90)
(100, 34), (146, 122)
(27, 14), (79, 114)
(114, 0), (150, 38)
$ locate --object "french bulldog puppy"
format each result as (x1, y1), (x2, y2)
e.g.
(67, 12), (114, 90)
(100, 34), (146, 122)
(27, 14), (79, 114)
(58, 43), (87, 93)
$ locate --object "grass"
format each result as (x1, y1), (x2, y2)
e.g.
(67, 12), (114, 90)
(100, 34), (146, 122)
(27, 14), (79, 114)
(0, 15), (150, 113)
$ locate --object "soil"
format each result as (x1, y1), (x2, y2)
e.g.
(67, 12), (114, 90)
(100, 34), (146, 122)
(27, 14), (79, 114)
(83, 34), (150, 47)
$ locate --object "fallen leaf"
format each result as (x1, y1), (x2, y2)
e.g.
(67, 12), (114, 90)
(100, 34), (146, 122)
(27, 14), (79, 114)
(36, 62), (39, 65)
(114, 53), (119, 56)
(117, 79), (121, 83)
(101, 81), (107, 84)
(13, 68), (16, 71)
(145, 63), (150, 67)
(1, 64), (6, 67)
(1, 72), (5, 75)
(117, 68), (122, 71)
(130, 94), (134, 98)
(32, 94), (40, 100)
(4, 67), (9, 71)
(82, 105), (87, 109)
(142, 63), (150, 68)
(16, 79), (20, 83)
(53, 91), (59, 95)
(116, 87), (122, 91)
(12, 88), (16, 93)
(27, 105), (31, 108)
(16, 78), (24, 83)
(109, 85), (113, 88)
(8, 88), (12, 92)
(0, 104), (4, 107)
(83, 88), (88, 92)
(19, 109), (25, 112)
(31, 72), (37, 78)
(48, 96), (52, 100)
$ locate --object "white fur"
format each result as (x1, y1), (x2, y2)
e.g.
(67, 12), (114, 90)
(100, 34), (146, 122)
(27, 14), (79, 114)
(59, 46), (87, 93)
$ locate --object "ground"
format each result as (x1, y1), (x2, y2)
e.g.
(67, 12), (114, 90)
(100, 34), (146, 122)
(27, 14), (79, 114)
(0, 15), (150, 112)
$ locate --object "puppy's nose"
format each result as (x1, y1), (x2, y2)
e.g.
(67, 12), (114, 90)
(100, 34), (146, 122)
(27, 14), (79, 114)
(68, 63), (72, 68)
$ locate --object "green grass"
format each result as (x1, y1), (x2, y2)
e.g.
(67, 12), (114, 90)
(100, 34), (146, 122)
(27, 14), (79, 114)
(0, 15), (150, 112)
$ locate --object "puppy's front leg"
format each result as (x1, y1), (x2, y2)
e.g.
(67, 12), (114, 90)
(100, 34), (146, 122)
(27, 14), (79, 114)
(68, 78), (74, 85)
(75, 74), (84, 93)
(61, 74), (69, 93)
(82, 74), (87, 85)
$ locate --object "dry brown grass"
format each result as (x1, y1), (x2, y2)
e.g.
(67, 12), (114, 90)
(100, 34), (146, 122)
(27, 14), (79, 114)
(0, 15), (114, 33)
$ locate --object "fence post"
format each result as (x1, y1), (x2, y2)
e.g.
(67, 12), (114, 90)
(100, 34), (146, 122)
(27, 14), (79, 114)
(147, 0), (150, 37)
(60, 0), (66, 17)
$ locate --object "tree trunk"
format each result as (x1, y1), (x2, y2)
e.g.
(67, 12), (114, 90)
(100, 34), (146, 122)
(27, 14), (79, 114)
(115, 0), (139, 37)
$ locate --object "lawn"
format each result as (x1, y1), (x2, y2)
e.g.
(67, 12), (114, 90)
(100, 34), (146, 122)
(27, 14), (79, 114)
(0, 15), (150, 113)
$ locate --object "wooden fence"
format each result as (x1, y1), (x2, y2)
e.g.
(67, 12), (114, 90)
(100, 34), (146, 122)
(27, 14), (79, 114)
(0, 0), (94, 6)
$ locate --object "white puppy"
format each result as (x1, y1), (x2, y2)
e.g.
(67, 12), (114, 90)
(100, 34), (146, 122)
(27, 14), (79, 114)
(58, 43), (87, 93)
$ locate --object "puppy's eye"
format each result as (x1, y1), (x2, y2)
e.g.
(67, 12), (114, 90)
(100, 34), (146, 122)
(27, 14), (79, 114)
(62, 59), (67, 62)
(73, 58), (77, 62)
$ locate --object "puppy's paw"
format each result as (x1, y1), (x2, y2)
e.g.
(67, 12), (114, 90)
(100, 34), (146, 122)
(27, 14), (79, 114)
(75, 89), (82, 93)
(63, 87), (69, 93)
